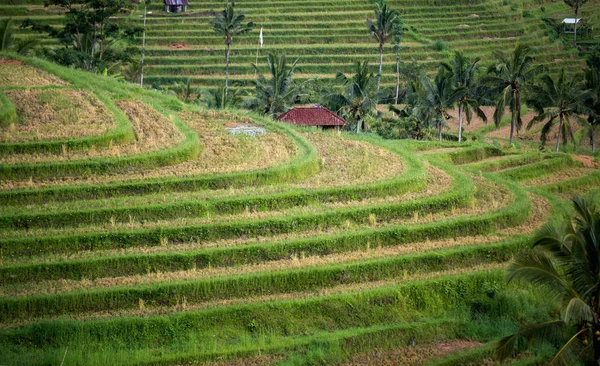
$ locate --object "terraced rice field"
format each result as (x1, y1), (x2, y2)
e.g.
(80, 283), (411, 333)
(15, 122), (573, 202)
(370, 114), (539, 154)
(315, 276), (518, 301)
(0, 55), (599, 364)
(2, 0), (599, 92)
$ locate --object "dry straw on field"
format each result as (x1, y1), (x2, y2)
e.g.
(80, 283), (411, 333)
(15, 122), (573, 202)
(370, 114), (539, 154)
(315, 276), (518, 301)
(0, 63), (69, 88)
(1, 101), (184, 164)
(1, 88), (114, 143)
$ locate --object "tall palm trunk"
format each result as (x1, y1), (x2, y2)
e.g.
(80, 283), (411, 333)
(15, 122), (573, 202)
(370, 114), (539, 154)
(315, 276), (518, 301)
(438, 116), (443, 142)
(592, 128), (596, 153)
(458, 103), (463, 143)
(377, 42), (383, 93)
(556, 114), (563, 152)
(509, 89), (517, 146)
(140, 2), (147, 88)
(395, 48), (400, 104)
(225, 39), (231, 97)
(574, 5), (579, 46)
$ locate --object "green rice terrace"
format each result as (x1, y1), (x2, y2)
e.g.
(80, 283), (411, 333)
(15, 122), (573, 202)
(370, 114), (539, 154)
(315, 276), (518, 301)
(0, 55), (598, 365)
(3, 0), (600, 91)
(1, 0), (600, 365)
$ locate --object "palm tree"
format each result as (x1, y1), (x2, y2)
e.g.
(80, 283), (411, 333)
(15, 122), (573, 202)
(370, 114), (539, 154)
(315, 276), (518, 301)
(211, 2), (254, 97)
(0, 18), (38, 55)
(496, 196), (600, 365)
(441, 51), (487, 143)
(487, 44), (543, 146)
(250, 53), (300, 118)
(582, 66), (600, 153)
(366, 0), (402, 94)
(324, 61), (378, 134)
(527, 69), (590, 152)
(564, 0), (589, 46)
(421, 67), (467, 142)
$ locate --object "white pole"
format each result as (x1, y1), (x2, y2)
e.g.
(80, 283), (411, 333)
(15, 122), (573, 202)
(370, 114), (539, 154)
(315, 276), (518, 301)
(140, 2), (148, 88)
(254, 28), (262, 78)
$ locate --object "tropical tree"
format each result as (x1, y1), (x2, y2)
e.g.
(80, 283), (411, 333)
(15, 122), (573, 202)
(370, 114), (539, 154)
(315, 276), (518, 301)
(22, 0), (141, 72)
(582, 66), (600, 153)
(420, 67), (467, 142)
(487, 43), (543, 146)
(249, 53), (300, 118)
(211, 1), (254, 98)
(441, 51), (487, 143)
(324, 61), (378, 134)
(366, 0), (402, 94)
(496, 196), (600, 365)
(389, 80), (435, 140)
(564, 0), (589, 46)
(527, 69), (590, 152)
(0, 18), (38, 55)
(200, 86), (244, 110)
(168, 78), (198, 104)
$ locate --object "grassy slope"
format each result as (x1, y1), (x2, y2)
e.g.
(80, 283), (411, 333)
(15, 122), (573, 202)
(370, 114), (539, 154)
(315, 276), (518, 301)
(0, 56), (599, 365)
(1, 0), (598, 91)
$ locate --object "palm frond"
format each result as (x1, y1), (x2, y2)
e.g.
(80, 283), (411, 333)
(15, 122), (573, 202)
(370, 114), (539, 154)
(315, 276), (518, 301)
(495, 320), (567, 361)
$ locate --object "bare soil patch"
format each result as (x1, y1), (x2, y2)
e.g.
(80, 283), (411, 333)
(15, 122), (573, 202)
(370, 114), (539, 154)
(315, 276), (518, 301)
(0, 59), (23, 66)
(0, 64), (68, 87)
(573, 155), (599, 169)
(0, 88), (114, 143)
(343, 340), (482, 365)
(169, 43), (192, 50)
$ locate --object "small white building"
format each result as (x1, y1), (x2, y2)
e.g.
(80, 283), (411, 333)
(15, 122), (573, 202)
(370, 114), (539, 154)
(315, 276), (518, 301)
(562, 18), (582, 33)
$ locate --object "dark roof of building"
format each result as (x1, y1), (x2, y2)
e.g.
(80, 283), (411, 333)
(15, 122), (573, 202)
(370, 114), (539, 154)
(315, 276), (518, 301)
(277, 106), (347, 127)
(164, 0), (188, 5)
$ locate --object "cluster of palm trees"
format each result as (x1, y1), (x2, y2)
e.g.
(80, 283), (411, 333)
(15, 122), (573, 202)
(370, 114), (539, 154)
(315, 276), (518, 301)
(204, 1), (599, 152)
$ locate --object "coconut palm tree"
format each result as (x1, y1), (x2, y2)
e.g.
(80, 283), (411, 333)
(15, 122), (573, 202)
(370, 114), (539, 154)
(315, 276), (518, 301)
(421, 67), (467, 142)
(496, 196), (600, 365)
(211, 2), (254, 97)
(564, 0), (588, 46)
(527, 69), (591, 152)
(487, 43), (543, 146)
(582, 66), (600, 153)
(249, 53), (300, 118)
(441, 51), (487, 143)
(324, 61), (378, 134)
(366, 0), (402, 94)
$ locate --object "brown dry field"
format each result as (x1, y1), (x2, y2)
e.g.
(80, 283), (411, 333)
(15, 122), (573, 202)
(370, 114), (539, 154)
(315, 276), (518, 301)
(1, 109), (299, 189)
(1, 122), (403, 191)
(0, 88), (114, 143)
(0, 63), (68, 87)
(0, 101), (185, 164)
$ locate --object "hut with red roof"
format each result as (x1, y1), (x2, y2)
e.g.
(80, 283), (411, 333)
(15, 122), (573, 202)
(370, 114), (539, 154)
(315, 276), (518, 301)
(276, 106), (347, 132)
